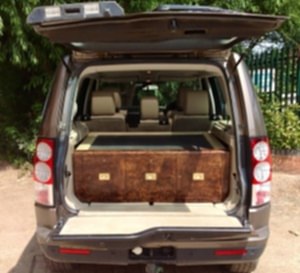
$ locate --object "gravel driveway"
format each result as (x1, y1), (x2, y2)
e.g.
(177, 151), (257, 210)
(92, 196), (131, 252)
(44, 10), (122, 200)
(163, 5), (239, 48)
(0, 162), (299, 273)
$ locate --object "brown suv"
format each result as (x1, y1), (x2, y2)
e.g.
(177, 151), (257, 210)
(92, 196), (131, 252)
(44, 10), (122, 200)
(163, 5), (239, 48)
(27, 2), (285, 272)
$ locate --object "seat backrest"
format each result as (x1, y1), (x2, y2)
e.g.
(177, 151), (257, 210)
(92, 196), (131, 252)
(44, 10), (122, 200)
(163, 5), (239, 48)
(166, 87), (189, 119)
(140, 96), (159, 120)
(172, 90), (211, 132)
(136, 96), (171, 131)
(184, 91), (209, 116)
(86, 92), (126, 132)
(100, 87), (128, 117)
(100, 87), (122, 111)
(91, 91), (116, 116)
(177, 87), (189, 111)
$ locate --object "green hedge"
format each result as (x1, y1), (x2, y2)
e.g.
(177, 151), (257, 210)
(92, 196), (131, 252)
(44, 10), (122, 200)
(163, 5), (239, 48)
(259, 94), (300, 151)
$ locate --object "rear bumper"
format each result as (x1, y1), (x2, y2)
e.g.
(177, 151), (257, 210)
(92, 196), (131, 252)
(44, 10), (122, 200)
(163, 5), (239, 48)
(36, 225), (268, 266)
(35, 202), (270, 265)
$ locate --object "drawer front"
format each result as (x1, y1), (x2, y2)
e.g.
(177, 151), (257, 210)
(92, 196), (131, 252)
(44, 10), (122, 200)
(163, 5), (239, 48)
(177, 151), (229, 202)
(125, 152), (177, 202)
(73, 152), (126, 202)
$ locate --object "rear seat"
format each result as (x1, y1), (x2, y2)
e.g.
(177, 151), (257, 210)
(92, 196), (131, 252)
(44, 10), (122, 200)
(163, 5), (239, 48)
(167, 86), (187, 119)
(101, 87), (127, 116)
(171, 90), (211, 132)
(136, 96), (170, 131)
(85, 92), (126, 132)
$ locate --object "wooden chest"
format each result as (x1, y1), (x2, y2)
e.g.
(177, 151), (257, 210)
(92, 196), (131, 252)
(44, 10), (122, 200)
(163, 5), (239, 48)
(73, 150), (230, 203)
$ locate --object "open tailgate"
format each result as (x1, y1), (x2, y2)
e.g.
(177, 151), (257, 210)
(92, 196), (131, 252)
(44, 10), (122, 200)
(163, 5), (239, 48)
(27, 2), (286, 54)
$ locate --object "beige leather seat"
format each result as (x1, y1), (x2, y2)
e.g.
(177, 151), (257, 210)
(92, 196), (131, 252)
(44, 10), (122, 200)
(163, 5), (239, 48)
(167, 87), (187, 119)
(177, 87), (188, 111)
(86, 92), (126, 132)
(138, 96), (169, 131)
(101, 87), (127, 116)
(141, 96), (159, 120)
(171, 90), (211, 132)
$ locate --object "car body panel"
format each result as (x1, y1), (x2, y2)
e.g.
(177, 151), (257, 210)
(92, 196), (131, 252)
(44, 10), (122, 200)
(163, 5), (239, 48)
(28, 5), (285, 55)
(36, 223), (267, 266)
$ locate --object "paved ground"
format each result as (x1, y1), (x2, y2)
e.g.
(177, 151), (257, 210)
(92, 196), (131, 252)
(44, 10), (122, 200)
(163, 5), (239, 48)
(0, 162), (299, 273)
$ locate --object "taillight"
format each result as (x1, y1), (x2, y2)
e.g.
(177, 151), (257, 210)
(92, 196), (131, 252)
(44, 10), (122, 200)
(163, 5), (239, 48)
(33, 138), (55, 206)
(250, 137), (272, 206)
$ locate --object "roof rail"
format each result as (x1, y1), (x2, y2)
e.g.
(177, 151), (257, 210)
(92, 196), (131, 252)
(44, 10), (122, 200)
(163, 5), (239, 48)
(27, 1), (124, 25)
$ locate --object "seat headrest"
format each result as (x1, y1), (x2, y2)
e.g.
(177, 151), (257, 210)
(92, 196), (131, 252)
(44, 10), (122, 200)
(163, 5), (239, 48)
(91, 92), (116, 116)
(184, 91), (209, 115)
(101, 87), (122, 109)
(141, 96), (159, 120)
(177, 87), (190, 110)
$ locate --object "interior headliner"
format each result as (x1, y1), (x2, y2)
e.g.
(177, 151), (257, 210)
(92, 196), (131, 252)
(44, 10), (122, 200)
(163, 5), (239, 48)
(80, 63), (224, 79)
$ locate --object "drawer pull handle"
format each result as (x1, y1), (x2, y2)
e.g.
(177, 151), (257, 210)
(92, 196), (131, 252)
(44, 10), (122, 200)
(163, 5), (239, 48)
(98, 173), (110, 181)
(193, 172), (205, 181)
(145, 173), (157, 181)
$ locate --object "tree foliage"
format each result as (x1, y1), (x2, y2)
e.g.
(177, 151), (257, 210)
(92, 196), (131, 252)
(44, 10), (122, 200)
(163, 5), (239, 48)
(0, 0), (300, 163)
(0, 0), (77, 162)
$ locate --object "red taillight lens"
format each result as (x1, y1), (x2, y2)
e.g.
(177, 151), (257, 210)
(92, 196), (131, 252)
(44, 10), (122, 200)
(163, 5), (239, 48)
(59, 248), (91, 256)
(215, 249), (247, 256)
(33, 138), (55, 206)
(250, 137), (271, 206)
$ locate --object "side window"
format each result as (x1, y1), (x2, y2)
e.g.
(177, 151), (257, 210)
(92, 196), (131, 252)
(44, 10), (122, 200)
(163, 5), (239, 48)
(76, 78), (90, 120)
(76, 78), (96, 120)
(208, 77), (227, 120)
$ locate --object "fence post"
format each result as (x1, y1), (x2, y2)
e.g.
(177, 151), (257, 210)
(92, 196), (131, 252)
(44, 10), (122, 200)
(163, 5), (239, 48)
(279, 48), (285, 105)
(296, 47), (300, 104)
(273, 49), (279, 101)
(247, 45), (299, 107)
(291, 47), (297, 104)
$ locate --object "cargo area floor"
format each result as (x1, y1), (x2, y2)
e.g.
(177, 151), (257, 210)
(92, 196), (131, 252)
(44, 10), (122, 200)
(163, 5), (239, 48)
(60, 203), (242, 236)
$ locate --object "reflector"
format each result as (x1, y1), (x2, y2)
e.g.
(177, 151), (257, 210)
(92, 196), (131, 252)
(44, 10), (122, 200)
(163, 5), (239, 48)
(60, 248), (91, 255)
(215, 249), (247, 256)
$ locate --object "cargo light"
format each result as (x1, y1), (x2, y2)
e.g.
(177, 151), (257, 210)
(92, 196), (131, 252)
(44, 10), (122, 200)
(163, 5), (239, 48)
(250, 137), (272, 206)
(33, 138), (55, 206)
(215, 249), (247, 256)
(59, 248), (91, 256)
(84, 3), (100, 16)
(27, 2), (125, 25)
(45, 6), (61, 19)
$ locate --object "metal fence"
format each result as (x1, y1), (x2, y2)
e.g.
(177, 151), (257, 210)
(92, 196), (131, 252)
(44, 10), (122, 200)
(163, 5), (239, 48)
(246, 46), (300, 106)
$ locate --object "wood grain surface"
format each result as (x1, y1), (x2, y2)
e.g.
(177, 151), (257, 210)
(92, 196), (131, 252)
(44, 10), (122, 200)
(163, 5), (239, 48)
(73, 150), (229, 203)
